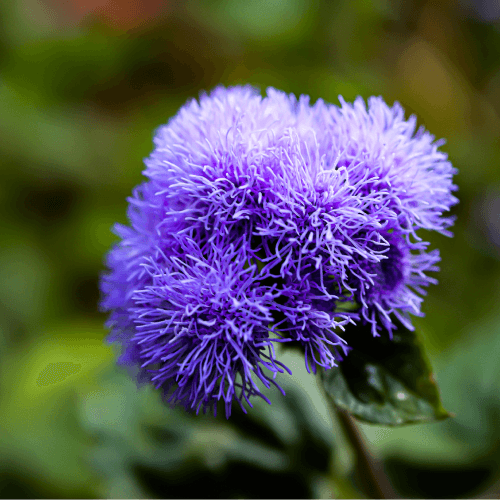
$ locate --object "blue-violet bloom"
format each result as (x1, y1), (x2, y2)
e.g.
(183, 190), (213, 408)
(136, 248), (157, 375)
(100, 86), (457, 417)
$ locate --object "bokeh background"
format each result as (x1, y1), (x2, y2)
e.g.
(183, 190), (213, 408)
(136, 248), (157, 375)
(1, 0), (500, 498)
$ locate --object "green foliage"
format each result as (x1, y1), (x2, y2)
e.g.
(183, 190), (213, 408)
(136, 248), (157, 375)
(0, 320), (112, 498)
(80, 366), (336, 498)
(320, 323), (450, 425)
(357, 315), (500, 497)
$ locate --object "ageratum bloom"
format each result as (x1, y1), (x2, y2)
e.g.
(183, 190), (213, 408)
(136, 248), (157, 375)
(100, 86), (457, 417)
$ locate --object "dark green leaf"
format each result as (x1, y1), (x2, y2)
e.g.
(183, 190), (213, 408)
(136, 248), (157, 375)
(320, 322), (451, 425)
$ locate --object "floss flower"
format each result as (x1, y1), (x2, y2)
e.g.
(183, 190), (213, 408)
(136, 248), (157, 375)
(100, 86), (457, 416)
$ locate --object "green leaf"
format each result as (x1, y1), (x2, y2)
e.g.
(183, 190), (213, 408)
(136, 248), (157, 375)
(320, 322), (451, 425)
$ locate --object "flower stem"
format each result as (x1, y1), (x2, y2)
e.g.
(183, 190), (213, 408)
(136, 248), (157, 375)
(335, 408), (396, 499)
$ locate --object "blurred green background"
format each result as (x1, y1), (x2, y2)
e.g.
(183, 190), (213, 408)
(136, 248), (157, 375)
(1, 0), (500, 498)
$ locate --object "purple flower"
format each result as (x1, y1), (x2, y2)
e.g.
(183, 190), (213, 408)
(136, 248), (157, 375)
(100, 86), (457, 416)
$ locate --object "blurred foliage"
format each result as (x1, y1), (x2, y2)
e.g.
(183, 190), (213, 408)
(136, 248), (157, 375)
(1, 0), (500, 498)
(81, 362), (334, 498)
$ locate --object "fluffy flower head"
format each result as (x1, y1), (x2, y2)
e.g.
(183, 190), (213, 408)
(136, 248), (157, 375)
(100, 86), (457, 416)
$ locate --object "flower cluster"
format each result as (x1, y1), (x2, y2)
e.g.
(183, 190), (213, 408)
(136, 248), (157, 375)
(100, 86), (457, 417)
